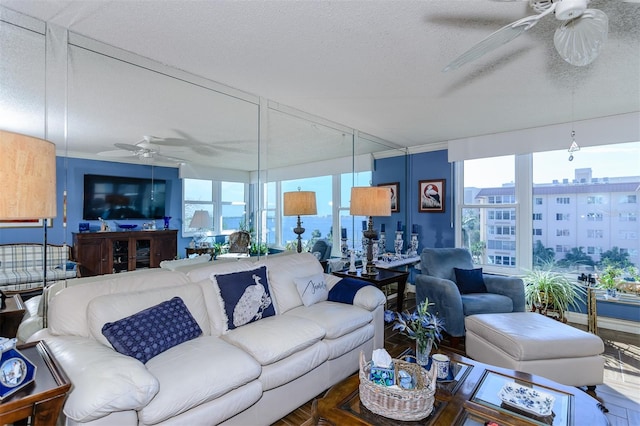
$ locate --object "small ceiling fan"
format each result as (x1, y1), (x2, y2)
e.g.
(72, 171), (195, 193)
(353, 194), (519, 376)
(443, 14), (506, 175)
(98, 136), (190, 164)
(443, 0), (626, 72)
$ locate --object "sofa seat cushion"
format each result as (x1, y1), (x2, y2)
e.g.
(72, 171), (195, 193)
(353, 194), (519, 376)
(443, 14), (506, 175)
(285, 301), (372, 339)
(0, 268), (76, 289)
(140, 336), (261, 425)
(259, 341), (328, 390)
(322, 323), (374, 360)
(222, 314), (325, 365)
(465, 313), (604, 361)
(461, 293), (513, 316)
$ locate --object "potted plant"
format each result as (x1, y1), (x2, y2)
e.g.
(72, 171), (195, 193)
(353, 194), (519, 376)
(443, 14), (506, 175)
(598, 265), (623, 298)
(384, 299), (445, 367)
(522, 267), (585, 322)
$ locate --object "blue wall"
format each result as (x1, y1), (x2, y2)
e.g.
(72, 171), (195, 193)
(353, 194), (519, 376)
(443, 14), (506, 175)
(0, 157), (189, 254)
(373, 149), (454, 253)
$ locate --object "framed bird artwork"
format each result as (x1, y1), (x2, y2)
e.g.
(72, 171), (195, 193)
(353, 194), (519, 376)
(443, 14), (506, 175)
(418, 179), (445, 213)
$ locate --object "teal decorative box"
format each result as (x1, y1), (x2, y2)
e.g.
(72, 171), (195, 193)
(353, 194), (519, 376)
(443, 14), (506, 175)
(369, 362), (395, 386)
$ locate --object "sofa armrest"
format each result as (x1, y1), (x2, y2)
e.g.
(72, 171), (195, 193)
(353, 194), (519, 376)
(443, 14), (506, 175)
(37, 334), (159, 423)
(483, 275), (526, 312)
(415, 274), (465, 337)
(353, 286), (386, 311)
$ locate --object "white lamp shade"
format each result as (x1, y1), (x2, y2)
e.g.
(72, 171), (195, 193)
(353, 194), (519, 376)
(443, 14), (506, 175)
(0, 130), (57, 220)
(283, 191), (317, 216)
(189, 210), (211, 229)
(350, 187), (392, 217)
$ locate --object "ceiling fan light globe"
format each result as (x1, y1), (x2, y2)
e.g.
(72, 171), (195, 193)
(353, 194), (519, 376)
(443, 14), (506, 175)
(554, 0), (588, 21)
(553, 9), (608, 66)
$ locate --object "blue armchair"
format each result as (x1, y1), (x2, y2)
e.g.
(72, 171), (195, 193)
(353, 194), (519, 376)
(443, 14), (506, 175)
(415, 248), (525, 337)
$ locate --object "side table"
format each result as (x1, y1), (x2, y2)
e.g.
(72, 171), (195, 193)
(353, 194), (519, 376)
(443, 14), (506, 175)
(333, 268), (409, 311)
(1, 293), (26, 338)
(0, 341), (71, 426)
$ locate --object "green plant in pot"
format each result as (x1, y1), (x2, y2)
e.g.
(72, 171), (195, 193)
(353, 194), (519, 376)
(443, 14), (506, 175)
(598, 265), (623, 298)
(522, 267), (585, 322)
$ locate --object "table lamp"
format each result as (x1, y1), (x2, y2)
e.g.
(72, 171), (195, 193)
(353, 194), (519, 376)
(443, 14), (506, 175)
(350, 186), (391, 276)
(189, 210), (212, 247)
(283, 190), (317, 253)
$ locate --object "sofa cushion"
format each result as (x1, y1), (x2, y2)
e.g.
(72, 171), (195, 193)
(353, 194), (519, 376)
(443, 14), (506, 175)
(87, 283), (211, 347)
(140, 336), (262, 425)
(222, 314), (325, 365)
(101, 297), (203, 364)
(286, 301), (372, 339)
(454, 267), (487, 294)
(51, 270), (191, 338)
(294, 272), (328, 306)
(258, 252), (325, 314)
(213, 266), (276, 331)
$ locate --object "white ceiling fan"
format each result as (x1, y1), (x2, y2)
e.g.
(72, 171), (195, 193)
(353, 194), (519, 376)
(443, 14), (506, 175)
(443, 0), (629, 72)
(98, 136), (190, 164)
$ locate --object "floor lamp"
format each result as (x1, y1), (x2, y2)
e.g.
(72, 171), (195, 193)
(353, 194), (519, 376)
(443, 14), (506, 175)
(350, 187), (391, 277)
(283, 190), (317, 253)
(0, 130), (57, 323)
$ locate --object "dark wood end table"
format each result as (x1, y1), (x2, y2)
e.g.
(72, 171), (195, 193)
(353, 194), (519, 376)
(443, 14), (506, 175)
(1, 293), (26, 338)
(0, 341), (71, 426)
(332, 268), (409, 311)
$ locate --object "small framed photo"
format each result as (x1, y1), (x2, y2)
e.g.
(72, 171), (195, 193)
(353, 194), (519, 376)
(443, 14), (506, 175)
(419, 179), (445, 213)
(377, 182), (400, 213)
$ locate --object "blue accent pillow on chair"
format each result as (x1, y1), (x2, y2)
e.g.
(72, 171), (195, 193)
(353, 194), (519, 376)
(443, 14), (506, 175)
(214, 266), (276, 331)
(454, 267), (487, 294)
(102, 296), (202, 364)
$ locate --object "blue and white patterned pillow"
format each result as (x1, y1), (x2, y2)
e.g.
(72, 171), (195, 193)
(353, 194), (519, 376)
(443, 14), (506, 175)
(101, 297), (202, 364)
(214, 266), (276, 331)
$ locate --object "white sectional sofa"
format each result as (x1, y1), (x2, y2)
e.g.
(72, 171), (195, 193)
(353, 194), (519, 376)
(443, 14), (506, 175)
(28, 252), (386, 425)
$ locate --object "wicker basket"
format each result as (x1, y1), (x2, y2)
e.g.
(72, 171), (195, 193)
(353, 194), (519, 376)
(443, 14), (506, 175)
(358, 351), (437, 421)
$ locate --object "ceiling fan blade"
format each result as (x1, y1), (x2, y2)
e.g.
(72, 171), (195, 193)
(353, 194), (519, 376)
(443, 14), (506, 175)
(98, 149), (137, 158)
(114, 143), (143, 152)
(554, 9), (609, 66)
(146, 136), (190, 147)
(153, 153), (190, 163)
(443, 7), (555, 72)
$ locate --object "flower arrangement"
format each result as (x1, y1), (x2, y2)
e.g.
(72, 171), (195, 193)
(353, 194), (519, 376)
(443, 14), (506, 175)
(385, 300), (445, 363)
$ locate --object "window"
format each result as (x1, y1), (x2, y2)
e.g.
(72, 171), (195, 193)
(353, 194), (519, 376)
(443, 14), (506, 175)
(221, 182), (246, 233)
(183, 178), (214, 237)
(457, 141), (639, 272)
(281, 176), (332, 250)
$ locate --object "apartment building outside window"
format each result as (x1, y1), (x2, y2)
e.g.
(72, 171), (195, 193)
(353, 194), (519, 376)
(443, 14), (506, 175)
(458, 141), (639, 273)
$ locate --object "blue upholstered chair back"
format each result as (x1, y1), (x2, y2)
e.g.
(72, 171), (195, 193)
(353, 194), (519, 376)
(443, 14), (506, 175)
(421, 248), (474, 282)
(310, 239), (332, 261)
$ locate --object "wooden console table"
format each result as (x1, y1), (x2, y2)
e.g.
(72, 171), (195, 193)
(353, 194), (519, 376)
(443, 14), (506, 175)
(0, 341), (71, 426)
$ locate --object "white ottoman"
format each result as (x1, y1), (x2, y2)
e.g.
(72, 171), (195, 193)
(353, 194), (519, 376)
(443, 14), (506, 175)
(465, 312), (604, 388)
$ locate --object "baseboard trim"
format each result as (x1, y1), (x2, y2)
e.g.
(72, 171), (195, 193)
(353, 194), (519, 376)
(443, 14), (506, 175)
(565, 312), (639, 335)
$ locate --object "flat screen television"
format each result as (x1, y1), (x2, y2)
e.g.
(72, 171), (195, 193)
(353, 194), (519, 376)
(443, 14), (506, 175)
(83, 174), (167, 220)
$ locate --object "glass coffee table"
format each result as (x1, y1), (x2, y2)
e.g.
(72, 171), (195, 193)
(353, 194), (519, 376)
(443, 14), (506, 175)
(314, 350), (606, 426)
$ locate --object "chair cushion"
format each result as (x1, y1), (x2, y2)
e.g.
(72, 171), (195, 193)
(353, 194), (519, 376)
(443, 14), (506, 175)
(213, 266), (276, 331)
(461, 293), (514, 316)
(454, 267), (487, 294)
(101, 297), (203, 364)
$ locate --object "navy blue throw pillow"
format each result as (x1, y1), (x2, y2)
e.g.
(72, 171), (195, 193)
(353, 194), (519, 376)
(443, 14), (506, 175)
(214, 266), (276, 331)
(102, 297), (202, 364)
(454, 267), (487, 294)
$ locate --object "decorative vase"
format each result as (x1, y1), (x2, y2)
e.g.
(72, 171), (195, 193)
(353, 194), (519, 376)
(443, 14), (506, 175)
(415, 338), (433, 367)
(163, 216), (171, 229)
(606, 288), (618, 299)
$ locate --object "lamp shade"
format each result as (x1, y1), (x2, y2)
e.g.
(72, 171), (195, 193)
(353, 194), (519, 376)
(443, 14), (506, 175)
(0, 130), (57, 220)
(189, 210), (211, 229)
(283, 191), (317, 216)
(350, 187), (392, 217)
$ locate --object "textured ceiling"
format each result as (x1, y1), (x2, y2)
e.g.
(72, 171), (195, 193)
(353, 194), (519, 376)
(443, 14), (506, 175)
(1, 0), (639, 168)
